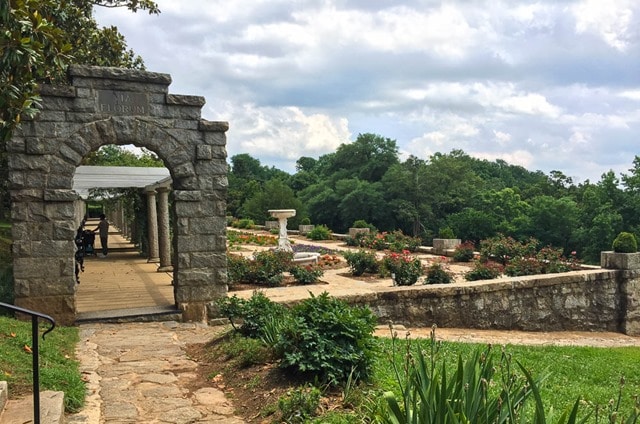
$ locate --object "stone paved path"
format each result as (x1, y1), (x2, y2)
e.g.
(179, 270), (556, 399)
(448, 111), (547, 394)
(67, 322), (245, 424)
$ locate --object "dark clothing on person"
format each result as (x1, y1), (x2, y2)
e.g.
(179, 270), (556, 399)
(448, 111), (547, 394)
(94, 215), (110, 256)
(74, 227), (85, 284)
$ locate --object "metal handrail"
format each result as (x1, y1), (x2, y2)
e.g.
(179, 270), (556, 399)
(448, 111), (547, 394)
(0, 302), (56, 424)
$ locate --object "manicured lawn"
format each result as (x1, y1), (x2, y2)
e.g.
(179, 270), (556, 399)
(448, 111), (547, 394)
(0, 316), (85, 412)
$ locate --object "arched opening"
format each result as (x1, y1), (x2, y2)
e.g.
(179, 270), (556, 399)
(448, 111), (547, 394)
(8, 65), (229, 324)
(71, 152), (177, 320)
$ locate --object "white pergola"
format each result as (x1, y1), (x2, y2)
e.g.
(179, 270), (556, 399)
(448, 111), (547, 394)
(73, 166), (173, 270)
(73, 166), (171, 198)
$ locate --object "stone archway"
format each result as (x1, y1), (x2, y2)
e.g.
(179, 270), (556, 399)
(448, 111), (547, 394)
(8, 65), (228, 325)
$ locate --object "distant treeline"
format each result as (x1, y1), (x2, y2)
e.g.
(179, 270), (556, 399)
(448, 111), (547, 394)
(229, 133), (640, 264)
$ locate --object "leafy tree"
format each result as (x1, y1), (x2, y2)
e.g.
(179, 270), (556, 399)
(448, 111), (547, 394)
(240, 179), (304, 226)
(421, 150), (484, 233)
(576, 209), (623, 262)
(523, 195), (579, 253)
(230, 153), (265, 181)
(381, 156), (432, 237)
(83, 145), (163, 167)
(447, 208), (498, 245)
(335, 179), (391, 232)
(621, 156), (640, 233)
(227, 153), (292, 217)
(321, 133), (399, 182)
(477, 188), (531, 237)
(298, 182), (341, 230)
(295, 156), (318, 173)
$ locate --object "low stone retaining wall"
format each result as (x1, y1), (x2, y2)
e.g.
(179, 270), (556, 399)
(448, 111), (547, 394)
(338, 269), (640, 336)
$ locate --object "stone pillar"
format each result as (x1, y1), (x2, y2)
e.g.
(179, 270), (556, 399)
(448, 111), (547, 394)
(11, 190), (79, 326)
(157, 187), (173, 272)
(146, 189), (160, 263)
(120, 200), (127, 237)
(601, 251), (640, 336)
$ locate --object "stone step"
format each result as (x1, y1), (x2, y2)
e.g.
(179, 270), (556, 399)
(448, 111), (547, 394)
(76, 305), (182, 324)
(0, 384), (65, 424)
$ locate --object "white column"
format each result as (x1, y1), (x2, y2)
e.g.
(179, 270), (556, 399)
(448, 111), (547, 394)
(157, 186), (173, 272)
(146, 189), (160, 263)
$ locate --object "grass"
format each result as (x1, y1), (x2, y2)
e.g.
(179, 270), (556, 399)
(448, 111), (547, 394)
(0, 315), (85, 412)
(372, 336), (640, 422)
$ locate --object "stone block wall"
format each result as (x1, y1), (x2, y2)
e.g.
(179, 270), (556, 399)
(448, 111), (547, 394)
(331, 269), (640, 336)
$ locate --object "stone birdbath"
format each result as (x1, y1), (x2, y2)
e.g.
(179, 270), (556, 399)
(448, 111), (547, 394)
(268, 209), (296, 251)
(268, 209), (320, 266)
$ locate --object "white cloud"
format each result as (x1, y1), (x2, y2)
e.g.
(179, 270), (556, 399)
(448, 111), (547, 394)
(221, 103), (349, 170)
(619, 90), (640, 100)
(93, 0), (640, 183)
(474, 150), (535, 169)
(572, 0), (637, 51)
(493, 130), (512, 145)
(497, 93), (562, 118)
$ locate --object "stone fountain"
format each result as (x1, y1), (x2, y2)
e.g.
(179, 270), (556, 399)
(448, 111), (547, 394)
(268, 209), (320, 265)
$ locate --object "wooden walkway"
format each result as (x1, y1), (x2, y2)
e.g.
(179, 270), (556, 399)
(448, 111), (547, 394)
(75, 227), (175, 320)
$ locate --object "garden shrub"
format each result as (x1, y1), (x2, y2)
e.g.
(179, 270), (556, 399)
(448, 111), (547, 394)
(290, 265), (324, 284)
(307, 224), (332, 240)
(226, 253), (249, 286)
(438, 227), (456, 239)
(380, 251), (423, 286)
(365, 233), (388, 250)
(504, 256), (545, 277)
(388, 234), (422, 253)
(424, 262), (453, 284)
(357, 230), (421, 252)
(216, 292), (289, 339)
(536, 246), (580, 273)
(352, 219), (370, 228)
(504, 246), (580, 276)
(300, 217), (311, 225)
(278, 385), (321, 424)
(232, 218), (255, 229)
(247, 250), (293, 286)
(344, 235), (360, 247)
(453, 241), (475, 262)
(227, 250), (292, 287)
(343, 250), (379, 276)
(613, 232), (638, 253)
(277, 292), (377, 387)
(464, 260), (503, 281)
(480, 234), (538, 265)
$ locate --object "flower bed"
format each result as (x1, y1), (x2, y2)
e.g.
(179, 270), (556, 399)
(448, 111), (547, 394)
(228, 230), (278, 247)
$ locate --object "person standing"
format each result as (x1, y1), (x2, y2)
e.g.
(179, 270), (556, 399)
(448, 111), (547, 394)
(93, 214), (110, 257)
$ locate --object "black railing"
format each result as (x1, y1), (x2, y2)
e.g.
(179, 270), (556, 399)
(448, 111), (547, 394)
(0, 302), (56, 424)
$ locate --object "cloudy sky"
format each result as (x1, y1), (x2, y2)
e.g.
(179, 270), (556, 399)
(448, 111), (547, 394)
(94, 0), (640, 183)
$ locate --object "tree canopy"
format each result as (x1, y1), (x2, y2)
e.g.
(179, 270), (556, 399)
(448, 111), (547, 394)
(227, 139), (640, 264)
